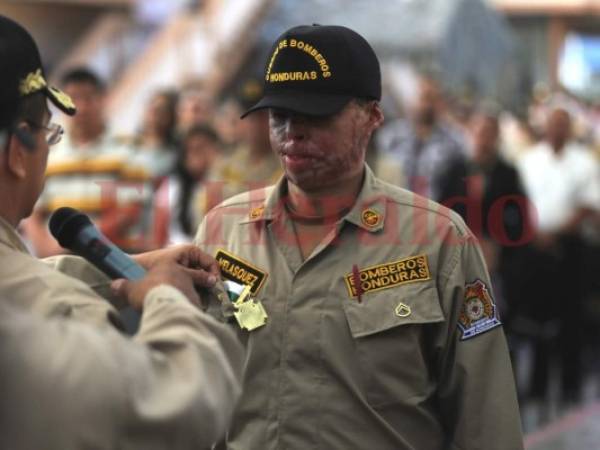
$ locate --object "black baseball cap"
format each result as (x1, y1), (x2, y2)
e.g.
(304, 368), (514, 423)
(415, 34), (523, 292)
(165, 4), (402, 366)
(242, 24), (381, 118)
(0, 15), (76, 130)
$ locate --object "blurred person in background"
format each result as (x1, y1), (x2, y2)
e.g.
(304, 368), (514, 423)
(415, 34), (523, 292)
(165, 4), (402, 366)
(210, 76), (282, 198)
(22, 67), (156, 254)
(0, 15), (243, 449)
(189, 77), (283, 230)
(129, 88), (179, 179)
(376, 73), (466, 200)
(214, 97), (244, 153)
(154, 124), (221, 245)
(176, 83), (215, 138)
(437, 107), (533, 366)
(517, 106), (600, 406)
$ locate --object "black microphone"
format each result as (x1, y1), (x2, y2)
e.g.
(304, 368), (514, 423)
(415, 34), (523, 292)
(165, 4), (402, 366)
(49, 207), (146, 281)
(49, 207), (145, 334)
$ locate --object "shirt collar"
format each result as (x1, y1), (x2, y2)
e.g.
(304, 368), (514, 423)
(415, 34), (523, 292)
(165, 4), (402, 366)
(240, 165), (387, 233)
(0, 216), (30, 254)
(343, 165), (386, 233)
(238, 177), (285, 225)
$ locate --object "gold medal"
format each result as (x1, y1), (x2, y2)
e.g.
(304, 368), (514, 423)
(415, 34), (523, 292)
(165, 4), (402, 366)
(223, 280), (268, 331)
(233, 299), (268, 331)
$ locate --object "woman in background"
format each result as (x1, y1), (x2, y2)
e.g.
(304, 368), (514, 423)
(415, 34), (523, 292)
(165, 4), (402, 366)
(154, 124), (221, 245)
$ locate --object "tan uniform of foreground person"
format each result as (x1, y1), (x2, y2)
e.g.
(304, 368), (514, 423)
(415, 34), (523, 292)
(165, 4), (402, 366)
(195, 24), (523, 449)
(0, 14), (243, 449)
(0, 271), (243, 450)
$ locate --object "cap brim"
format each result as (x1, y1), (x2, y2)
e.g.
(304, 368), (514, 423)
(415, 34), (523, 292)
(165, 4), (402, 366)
(241, 91), (352, 118)
(44, 85), (76, 116)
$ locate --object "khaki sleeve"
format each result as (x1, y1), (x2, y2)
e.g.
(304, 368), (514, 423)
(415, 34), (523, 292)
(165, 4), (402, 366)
(42, 255), (119, 304)
(2, 285), (243, 449)
(126, 285), (244, 446)
(435, 233), (524, 450)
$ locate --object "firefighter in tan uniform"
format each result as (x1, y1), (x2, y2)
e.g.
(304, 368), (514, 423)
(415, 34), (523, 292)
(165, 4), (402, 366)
(195, 25), (523, 449)
(0, 15), (243, 449)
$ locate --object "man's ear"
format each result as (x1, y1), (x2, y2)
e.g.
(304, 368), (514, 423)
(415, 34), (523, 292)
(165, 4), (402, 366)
(6, 124), (33, 179)
(363, 102), (384, 138)
(369, 102), (384, 130)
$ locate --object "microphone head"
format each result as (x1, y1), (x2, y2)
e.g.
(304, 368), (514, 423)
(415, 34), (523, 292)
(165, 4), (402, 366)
(48, 207), (93, 249)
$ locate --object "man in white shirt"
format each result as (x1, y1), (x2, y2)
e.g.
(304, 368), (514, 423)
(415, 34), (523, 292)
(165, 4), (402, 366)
(517, 107), (600, 404)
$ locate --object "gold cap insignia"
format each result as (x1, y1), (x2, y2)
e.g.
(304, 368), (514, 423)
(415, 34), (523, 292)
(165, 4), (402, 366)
(361, 208), (381, 228)
(19, 69), (46, 96)
(18, 69), (76, 115)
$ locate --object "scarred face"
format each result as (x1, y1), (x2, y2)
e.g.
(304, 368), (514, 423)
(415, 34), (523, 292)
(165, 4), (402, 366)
(269, 100), (383, 193)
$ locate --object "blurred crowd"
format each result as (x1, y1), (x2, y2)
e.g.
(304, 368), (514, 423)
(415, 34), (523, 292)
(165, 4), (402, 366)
(20, 67), (282, 254)
(19, 65), (600, 419)
(372, 72), (600, 421)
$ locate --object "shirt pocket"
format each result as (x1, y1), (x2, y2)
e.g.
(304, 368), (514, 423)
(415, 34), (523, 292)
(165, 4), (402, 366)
(340, 281), (444, 407)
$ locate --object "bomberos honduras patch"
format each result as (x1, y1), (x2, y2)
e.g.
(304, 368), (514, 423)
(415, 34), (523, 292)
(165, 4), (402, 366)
(458, 279), (501, 340)
(344, 254), (430, 298)
(215, 249), (268, 296)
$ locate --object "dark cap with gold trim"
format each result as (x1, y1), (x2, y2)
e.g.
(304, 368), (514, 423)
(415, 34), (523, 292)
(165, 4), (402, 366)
(0, 15), (76, 129)
(242, 24), (381, 118)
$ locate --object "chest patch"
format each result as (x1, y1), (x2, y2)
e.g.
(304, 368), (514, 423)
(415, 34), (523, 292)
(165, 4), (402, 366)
(215, 249), (268, 296)
(344, 254), (431, 298)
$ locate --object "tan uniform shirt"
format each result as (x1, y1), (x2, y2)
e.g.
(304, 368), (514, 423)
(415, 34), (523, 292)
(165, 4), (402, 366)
(195, 166), (523, 450)
(0, 284), (244, 450)
(0, 217), (118, 326)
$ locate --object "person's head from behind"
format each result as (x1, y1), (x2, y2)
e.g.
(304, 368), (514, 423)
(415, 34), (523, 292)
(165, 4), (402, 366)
(0, 15), (75, 224)
(142, 89), (178, 144)
(469, 107), (500, 164)
(182, 124), (220, 181)
(240, 24), (384, 193)
(60, 67), (104, 138)
(546, 107), (571, 152)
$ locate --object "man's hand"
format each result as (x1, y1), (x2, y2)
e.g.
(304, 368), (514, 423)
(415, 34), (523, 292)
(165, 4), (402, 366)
(111, 263), (200, 310)
(133, 245), (219, 288)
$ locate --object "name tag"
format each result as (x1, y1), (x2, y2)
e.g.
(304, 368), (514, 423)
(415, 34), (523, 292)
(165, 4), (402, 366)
(215, 249), (268, 296)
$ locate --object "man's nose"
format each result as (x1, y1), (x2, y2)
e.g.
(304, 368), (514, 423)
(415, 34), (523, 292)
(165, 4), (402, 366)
(283, 115), (306, 141)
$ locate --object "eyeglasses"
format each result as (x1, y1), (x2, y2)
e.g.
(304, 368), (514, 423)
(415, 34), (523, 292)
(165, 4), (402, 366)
(27, 121), (64, 146)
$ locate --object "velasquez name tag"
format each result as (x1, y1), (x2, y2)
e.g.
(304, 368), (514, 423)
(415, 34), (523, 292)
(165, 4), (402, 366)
(215, 249), (268, 296)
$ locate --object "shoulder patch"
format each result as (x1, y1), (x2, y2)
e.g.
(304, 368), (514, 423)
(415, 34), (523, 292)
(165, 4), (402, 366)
(215, 249), (267, 296)
(344, 254), (430, 298)
(458, 279), (501, 340)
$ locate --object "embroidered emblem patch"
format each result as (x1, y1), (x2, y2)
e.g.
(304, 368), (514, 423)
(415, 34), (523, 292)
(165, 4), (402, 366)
(458, 279), (501, 340)
(361, 208), (381, 228)
(215, 249), (268, 296)
(344, 255), (430, 298)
